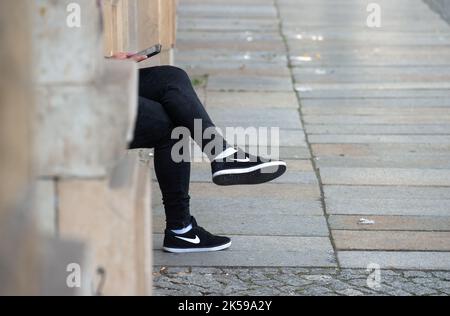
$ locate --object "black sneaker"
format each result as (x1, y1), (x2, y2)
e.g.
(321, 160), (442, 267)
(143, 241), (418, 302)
(163, 217), (232, 253)
(211, 149), (287, 186)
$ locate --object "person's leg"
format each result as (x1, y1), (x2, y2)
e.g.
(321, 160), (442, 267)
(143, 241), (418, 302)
(138, 66), (227, 159)
(130, 97), (191, 230)
(138, 66), (287, 186)
(130, 97), (232, 253)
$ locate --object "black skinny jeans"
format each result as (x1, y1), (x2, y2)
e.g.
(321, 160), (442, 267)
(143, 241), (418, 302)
(129, 66), (223, 230)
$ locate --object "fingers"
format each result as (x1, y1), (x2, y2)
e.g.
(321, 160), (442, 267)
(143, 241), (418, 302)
(133, 55), (148, 62)
(110, 52), (128, 60)
(106, 52), (148, 62)
(127, 53), (148, 62)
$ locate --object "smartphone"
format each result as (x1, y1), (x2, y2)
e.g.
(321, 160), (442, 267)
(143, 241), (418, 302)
(132, 44), (162, 61)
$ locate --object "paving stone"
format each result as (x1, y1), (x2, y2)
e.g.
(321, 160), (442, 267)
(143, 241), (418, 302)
(180, 60), (287, 73)
(189, 182), (321, 200)
(206, 91), (299, 108)
(176, 50), (288, 64)
(283, 16), (446, 28)
(177, 41), (285, 54)
(309, 135), (450, 144)
(298, 89), (450, 99)
(300, 98), (450, 109)
(306, 124), (450, 135)
(294, 72), (450, 89)
(315, 155), (450, 169)
(282, 16), (447, 29)
(156, 196), (324, 216)
(208, 108), (302, 129)
(154, 235), (336, 267)
(290, 55), (450, 67)
(326, 198), (450, 216)
(275, 159), (314, 171)
(333, 231), (450, 251)
(153, 196), (323, 218)
(237, 146), (310, 158)
(285, 36), (449, 47)
(178, 4), (278, 19)
(280, 7), (437, 20)
(207, 75), (293, 92)
(283, 24), (450, 38)
(185, 66), (290, 78)
(293, 66), (450, 84)
(179, 18), (280, 32)
(177, 30), (281, 42)
(152, 179), (322, 206)
(320, 167), (450, 186)
(154, 211), (329, 236)
(286, 34), (450, 49)
(312, 143), (450, 157)
(304, 114), (450, 125)
(182, 0), (274, 5)
(324, 185), (450, 200)
(338, 251), (450, 270)
(329, 215), (450, 232)
(278, 0), (437, 14)
(187, 167), (317, 185)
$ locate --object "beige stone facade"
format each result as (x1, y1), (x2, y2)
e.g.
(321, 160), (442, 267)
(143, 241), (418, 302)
(0, 0), (177, 296)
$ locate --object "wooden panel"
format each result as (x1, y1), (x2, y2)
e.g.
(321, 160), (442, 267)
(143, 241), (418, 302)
(103, 0), (177, 61)
(102, 0), (131, 55)
(0, 0), (33, 212)
(137, 0), (160, 49)
(159, 0), (176, 49)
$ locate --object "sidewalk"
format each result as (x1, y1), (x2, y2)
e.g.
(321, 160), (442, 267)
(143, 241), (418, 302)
(153, 0), (450, 295)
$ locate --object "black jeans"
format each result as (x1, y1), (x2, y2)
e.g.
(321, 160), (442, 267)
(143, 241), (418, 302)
(129, 66), (223, 230)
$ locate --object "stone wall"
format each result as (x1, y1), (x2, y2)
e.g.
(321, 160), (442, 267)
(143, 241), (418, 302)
(33, 0), (153, 296)
(0, 0), (38, 296)
(1, 0), (177, 296)
(0, 1), (33, 215)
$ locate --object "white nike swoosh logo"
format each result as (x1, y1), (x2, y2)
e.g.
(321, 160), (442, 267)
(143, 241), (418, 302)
(175, 235), (200, 244)
(230, 158), (251, 162)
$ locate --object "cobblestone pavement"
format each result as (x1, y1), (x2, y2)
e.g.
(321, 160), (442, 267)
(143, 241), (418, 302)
(154, 267), (450, 296)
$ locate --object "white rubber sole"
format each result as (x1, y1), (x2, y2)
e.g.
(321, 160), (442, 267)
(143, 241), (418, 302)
(212, 161), (287, 178)
(212, 161), (287, 186)
(163, 241), (232, 254)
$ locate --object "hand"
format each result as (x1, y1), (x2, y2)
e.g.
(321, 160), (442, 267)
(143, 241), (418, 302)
(107, 52), (148, 63)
